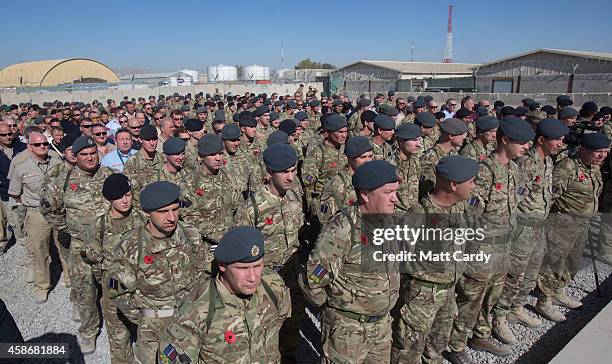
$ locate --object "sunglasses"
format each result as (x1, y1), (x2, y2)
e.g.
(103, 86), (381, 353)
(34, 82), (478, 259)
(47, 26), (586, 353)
(81, 124), (93, 128)
(180, 137), (190, 141)
(449, 104), (457, 107)
(73, 113), (81, 116)
(94, 132), (107, 137)
(0, 132), (13, 137)
(154, 117), (162, 121)
(129, 125), (142, 129)
(173, 117), (184, 121)
(7, 124), (17, 128)
(30, 142), (49, 147)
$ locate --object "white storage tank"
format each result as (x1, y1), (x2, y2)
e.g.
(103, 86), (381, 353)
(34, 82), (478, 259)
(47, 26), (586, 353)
(169, 74), (192, 86)
(274, 68), (293, 79)
(242, 64), (270, 81)
(207, 65), (238, 82)
(179, 69), (199, 83)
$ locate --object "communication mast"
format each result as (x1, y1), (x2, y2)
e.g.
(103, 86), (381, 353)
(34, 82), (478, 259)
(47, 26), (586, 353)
(443, 5), (453, 63)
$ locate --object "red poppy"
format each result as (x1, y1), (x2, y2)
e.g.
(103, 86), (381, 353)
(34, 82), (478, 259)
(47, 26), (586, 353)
(225, 330), (236, 344)
(143, 255), (155, 265)
(578, 173), (586, 181)
(329, 162), (337, 168)
(347, 198), (355, 206)
(431, 216), (439, 225)
(222, 159), (227, 166)
(265, 217), (273, 225)
(253, 150), (260, 156)
(69, 183), (78, 191)
(360, 234), (368, 245)
(196, 188), (205, 196)
(495, 183), (503, 191)
(535, 175), (541, 183)
(479, 155), (486, 161)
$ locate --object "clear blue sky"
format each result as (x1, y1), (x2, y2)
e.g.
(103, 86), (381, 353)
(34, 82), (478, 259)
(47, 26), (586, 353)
(3, 0), (611, 72)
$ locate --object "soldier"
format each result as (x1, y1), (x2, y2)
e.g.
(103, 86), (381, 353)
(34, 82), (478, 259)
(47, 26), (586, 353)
(420, 118), (468, 198)
(9, 130), (61, 302)
(281, 100), (297, 120)
(220, 124), (249, 194)
(395, 123), (423, 211)
(180, 134), (243, 249)
(40, 135), (114, 354)
(490, 119), (568, 344)
(348, 98), (372, 136)
(158, 226), (291, 364)
(446, 117), (534, 361)
(301, 114), (348, 216)
(236, 113), (265, 165)
(300, 160), (401, 363)
(370, 114), (396, 164)
(552, 106), (580, 162)
(254, 106), (272, 140)
(392, 155), (479, 364)
(460, 116), (498, 162)
(108, 181), (211, 363)
(85, 174), (142, 364)
(317, 136), (373, 224)
(455, 108), (476, 143)
(293, 111), (312, 156)
(195, 107), (208, 129)
(536, 133), (609, 322)
(154, 137), (189, 184)
(123, 124), (164, 183)
(414, 112), (440, 153)
(183, 119), (205, 171)
(308, 99), (322, 131)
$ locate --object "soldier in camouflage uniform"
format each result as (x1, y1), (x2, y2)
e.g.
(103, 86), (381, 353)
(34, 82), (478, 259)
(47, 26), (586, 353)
(551, 106), (580, 162)
(348, 98), (371, 136)
(84, 174), (142, 364)
(307, 99), (322, 132)
(414, 112), (440, 152)
(460, 116), (498, 162)
(280, 100), (297, 121)
(317, 136), (372, 225)
(420, 118), (468, 198)
(236, 114), (266, 166)
(446, 117), (533, 361)
(158, 226), (291, 364)
(395, 123), (423, 212)
(123, 125), (164, 207)
(220, 124), (249, 195)
(254, 106), (273, 140)
(392, 156), (479, 364)
(40, 136), (114, 354)
(108, 181), (211, 363)
(184, 119), (205, 171)
(536, 133), (608, 322)
(300, 160), (400, 363)
(370, 114), (396, 164)
(234, 144), (303, 361)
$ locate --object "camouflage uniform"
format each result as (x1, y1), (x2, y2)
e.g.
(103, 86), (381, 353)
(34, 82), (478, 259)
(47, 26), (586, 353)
(108, 221), (211, 363)
(308, 110), (322, 131)
(395, 153), (421, 212)
(422, 128), (440, 152)
(131, 165), (189, 208)
(223, 152), (250, 195)
(300, 206), (401, 363)
(317, 169), (356, 225)
(184, 143), (199, 172)
(420, 145), (458, 198)
(123, 149), (165, 189)
(370, 138), (396, 164)
(347, 110), (363, 136)
(460, 139), (494, 163)
(158, 270), (291, 364)
(236, 138), (265, 166)
(301, 141), (347, 215)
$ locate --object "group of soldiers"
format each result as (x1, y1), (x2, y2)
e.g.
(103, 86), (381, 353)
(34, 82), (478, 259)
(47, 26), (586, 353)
(1, 88), (611, 363)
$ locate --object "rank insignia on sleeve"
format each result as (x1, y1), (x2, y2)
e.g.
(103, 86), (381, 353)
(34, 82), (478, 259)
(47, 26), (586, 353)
(552, 185), (559, 194)
(108, 277), (118, 290)
(320, 204), (329, 214)
(516, 186), (525, 196)
(309, 264), (328, 284)
(161, 344), (178, 363)
(468, 197), (479, 207)
(305, 175), (314, 182)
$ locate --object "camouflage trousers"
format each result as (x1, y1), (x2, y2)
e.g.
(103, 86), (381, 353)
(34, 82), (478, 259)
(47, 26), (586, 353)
(277, 259), (305, 361)
(449, 242), (509, 352)
(70, 238), (101, 338)
(538, 214), (590, 298)
(100, 270), (133, 364)
(494, 224), (545, 316)
(391, 277), (456, 364)
(321, 307), (392, 364)
(134, 315), (173, 364)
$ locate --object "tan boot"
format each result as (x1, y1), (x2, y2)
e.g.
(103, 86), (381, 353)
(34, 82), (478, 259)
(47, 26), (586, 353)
(552, 290), (582, 309)
(79, 335), (96, 355)
(492, 316), (517, 345)
(535, 297), (566, 322)
(443, 350), (475, 364)
(25, 269), (34, 283)
(468, 337), (512, 357)
(33, 290), (48, 304)
(508, 306), (542, 328)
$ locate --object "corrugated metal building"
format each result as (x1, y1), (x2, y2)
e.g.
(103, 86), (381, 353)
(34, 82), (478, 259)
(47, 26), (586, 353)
(0, 58), (119, 87)
(474, 48), (612, 93)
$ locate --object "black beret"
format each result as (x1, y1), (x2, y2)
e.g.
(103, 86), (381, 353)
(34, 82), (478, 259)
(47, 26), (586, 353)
(352, 160), (398, 191)
(475, 116), (499, 131)
(344, 136), (373, 158)
(294, 111), (308, 121)
(196, 106), (207, 114)
(215, 226), (264, 264)
(358, 98), (372, 107)
(406, 96), (416, 103)
(514, 106), (529, 117)
(558, 106), (579, 119)
(423, 95), (433, 103)
(266, 130), (290, 146)
(309, 100), (320, 107)
(499, 117), (535, 143)
(436, 155), (479, 183)
(556, 95), (573, 107)
(434, 111), (445, 119)
(374, 114), (396, 130)
(269, 111), (280, 121)
(361, 110), (377, 123)
(536, 119), (569, 139)
(140, 124), (158, 140)
(72, 135), (96, 154)
(476, 106), (489, 117)
(286, 100), (297, 109)
(102, 173), (131, 201)
(388, 91), (395, 96)
(163, 137), (187, 155)
(232, 113), (241, 123)
(254, 106), (268, 117)
(57, 133), (78, 153)
(221, 124), (241, 140)
(541, 105), (556, 114)
(279, 119), (297, 135)
(320, 91), (328, 98)
(380, 105), (400, 117)
(439, 118), (468, 135)
(323, 114), (348, 131)
(140, 181), (180, 212)
(414, 112), (437, 127)
(494, 100), (505, 108)
(500, 106), (515, 116)
(395, 123), (423, 140)
(214, 110), (225, 122)
(582, 101), (598, 112)
(454, 108), (471, 119)
(180, 105), (190, 112)
(197, 134), (223, 156)
(580, 133), (611, 150)
(600, 106), (612, 115)
(173, 92), (180, 97)
(413, 100), (426, 108)
(273, 101), (283, 107)
(263, 143), (298, 172)
(239, 114), (257, 127)
(184, 118), (204, 132)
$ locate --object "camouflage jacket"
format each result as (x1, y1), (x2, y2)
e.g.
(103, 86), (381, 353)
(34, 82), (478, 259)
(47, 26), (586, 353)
(516, 148), (555, 220)
(317, 169), (356, 225)
(307, 111), (321, 131)
(131, 164), (189, 208)
(370, 137), (396, 164)
(158, 270), (291, 364)
(236, 138), (265, 166)
(347, 110), (362, 136)
(234, 186), (304, 267)
(39, 162), (73, 231)
(420, 144), (458, 198)
(460, 139), (494, 163)
(223, 152), (250, 195)
(395, 153), (421, 212)
(551, 156), (602, 216)
(184, 142), (200, 172)
(301, 140), (347, 209)
(421, 127), (440, 151)
(123, 149), (165, 183)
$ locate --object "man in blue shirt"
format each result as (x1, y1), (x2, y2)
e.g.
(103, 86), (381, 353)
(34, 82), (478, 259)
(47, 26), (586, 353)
(101, 128), (138, 172)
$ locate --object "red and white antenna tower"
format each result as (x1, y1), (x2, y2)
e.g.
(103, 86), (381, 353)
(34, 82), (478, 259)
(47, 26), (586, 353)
(443, 4), (453, 63)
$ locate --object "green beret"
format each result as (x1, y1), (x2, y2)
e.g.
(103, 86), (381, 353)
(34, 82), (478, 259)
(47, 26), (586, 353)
(215, 226), (264, 264)
(309, 100), (321, 107)
(374, 114), (396, 130)
(475, 116), (499, 131)
(266, 130), (290, 146)
(140, 181), (180, 212)
(414, 112), (437, 128)
(294, 111), (308, 121)
(269, 111), (280, 121)
(440, 118), (468, 135)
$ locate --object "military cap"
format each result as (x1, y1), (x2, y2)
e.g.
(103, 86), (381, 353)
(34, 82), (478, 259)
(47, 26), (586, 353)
(499, 117), (535, 143)
(269, 111), (280, 121)
(434, 111), (445, 119)
(196, 106), (207, 114)
(514, 106), (528, 117)
(184, 118), (204, 132)
(266, 130), (290, 146)
(215, 226), (264, 264)
(558, 106), (579, 119)
(72, 135), (96, 154)
(494, 100), (505, 109)
(475, 116), (499, 131)
(286, 100), (297, 109)
(344, 136), (373, 158)
(361, 110), (377, 123)
(600, 106), (612, 115)
(102, 173), (131, 201)
(163, 137), (187, 155)
(323, 114), (348, 131)
(581, 101), (598, 112)
(221, 124), (241, 140)
(380, 105), (400, 117)
(106, 98), (113, 104)
(352, 160), (398, 191)
(263, 100), (272, 106)
(332, 99), (342, 107)
(500, 106), (516, 116)
(254, 106), (268, 117)
(439, 118), (468, 135)
(541, 105), (556, 114)
(205, 93), (211, 98)
(536, 118), (569, 139)
(414, 112), (437, 128)
(388, 91), (395, 96)
(140, 124), (158, 140)
(309, 100), (321, 107)
(140, 181), (180, 212)
(320, 91), (328, 98)
(395, 123), (422, 140)
(33, 116), (45, 125)
(263, 143), (298, 172)
(197, 133), (223, 156)
(581, 133), (611, 150)
(173, 92), (180, 97)
(239, 114), (257, 127)
(476, 106), (489, 117)
(57, 133), (78, 153)
(273, 100), (283, 107)
(374, 114), (396, 130)
(180, 105), (190, 112)
(436, 155), (479, 183)
(556, 95), (573, 107)
(413, 99), (426, 108)
(279, 119), (297, 135)
(232, 113), (242, 123)
(249, 97), (259, 104)
(454, 108), (471, 119)
(214, 110), (225, 122)
(358, 98), (372, 107)
(406, 96), (416, 103)
(294, 111), (308, 121)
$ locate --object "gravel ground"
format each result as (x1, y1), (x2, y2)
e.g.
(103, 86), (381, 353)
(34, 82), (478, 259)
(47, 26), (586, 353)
(1, 234), (611, 364)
